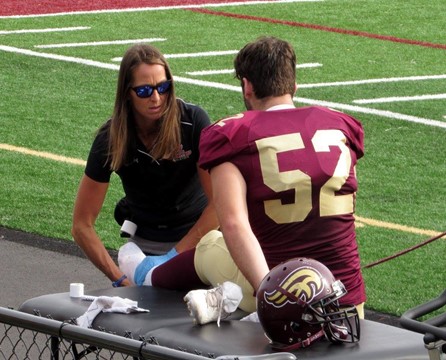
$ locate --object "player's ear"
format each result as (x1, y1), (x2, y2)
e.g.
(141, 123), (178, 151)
(242, 78), (254, 97)
(294, 82), (298, 95)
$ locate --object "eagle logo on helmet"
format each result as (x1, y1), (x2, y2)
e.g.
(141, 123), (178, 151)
(264, 268), (324, 308)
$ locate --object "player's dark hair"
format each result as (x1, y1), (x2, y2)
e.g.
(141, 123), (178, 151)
(234, 36), (296, 99)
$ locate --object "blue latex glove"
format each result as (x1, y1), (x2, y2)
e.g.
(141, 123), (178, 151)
(134, 247), (178, 286)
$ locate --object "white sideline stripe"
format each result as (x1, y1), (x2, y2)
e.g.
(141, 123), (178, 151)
(35, 38), (166, 49)
(175, 75), (446, 128)
(187, 69), (235, 76)
(353, 93), (446, 104)
(1, 44), (444, 129)
(293, 96), (446, 128)
(296, 63), (323, 69)
(0, 0), (323, 19)
(0, 26), (90, 35)
(175, 75), (242, 92)
(0, 144), (86, 166)
(0, 45), (119, 71)
(298, 74), (446, 89)
(166, 50), (239, 59)
(111, 50), (240, 62)
(186, 63), (322, 76)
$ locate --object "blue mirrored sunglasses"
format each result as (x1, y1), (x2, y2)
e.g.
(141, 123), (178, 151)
(131, 80), (172, 98)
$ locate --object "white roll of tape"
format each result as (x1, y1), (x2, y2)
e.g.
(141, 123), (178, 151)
(70, 283), (84, 298)
(120, 220), (137, 237)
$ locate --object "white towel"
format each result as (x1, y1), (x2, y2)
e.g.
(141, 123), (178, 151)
(240, 311), (259, 322)
(76, 296), (150, 328)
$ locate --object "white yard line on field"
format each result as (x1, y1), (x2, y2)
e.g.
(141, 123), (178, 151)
(353, 93), (446, 104)
(0, 45), (119, 70)
(1, 44), (445, 128)
(112, 50), (240, 62)
(35, 38), (166, 48)
(297, 74), (446, 89)
(0, 26), (90, 35)
(2, 44), (446, 128)
(187, 69), (235, 76)
(166, 50), (239, 59)
(0, 0), (323, 19)
(293, 96), (446, 128)
(174, 74), (446, 128)
(186, 63), (323, 76)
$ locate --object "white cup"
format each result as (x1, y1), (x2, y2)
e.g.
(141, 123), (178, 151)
(70, 283), (84, 298)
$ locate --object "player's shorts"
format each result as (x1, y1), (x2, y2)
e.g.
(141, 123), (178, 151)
(194, 230), (256, 313)
(353, 302), (364, 319)
(194, 230), (366, 318)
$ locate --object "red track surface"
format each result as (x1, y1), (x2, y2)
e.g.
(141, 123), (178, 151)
(0, 0), (249, 16)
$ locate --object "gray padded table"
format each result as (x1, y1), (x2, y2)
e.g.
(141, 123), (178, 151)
(19, 286), (429, 359)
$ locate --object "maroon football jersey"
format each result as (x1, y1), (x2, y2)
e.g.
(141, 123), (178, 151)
(199, 106), (366, 305)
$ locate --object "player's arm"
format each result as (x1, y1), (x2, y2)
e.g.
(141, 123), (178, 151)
(210, 162), (269, 291)
(175, 165), (219, 253)
(71, 174), (131, 285)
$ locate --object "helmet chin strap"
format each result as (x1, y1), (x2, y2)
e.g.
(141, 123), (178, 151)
(272, 328), (325, 352)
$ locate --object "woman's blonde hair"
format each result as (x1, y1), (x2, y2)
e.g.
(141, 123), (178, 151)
(106, 43), (181, 170)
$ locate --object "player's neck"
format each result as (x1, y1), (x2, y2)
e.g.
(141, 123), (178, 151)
(253, 94), (294, 111)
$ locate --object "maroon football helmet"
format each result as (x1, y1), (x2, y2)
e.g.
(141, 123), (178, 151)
(256, 258), (360, 351)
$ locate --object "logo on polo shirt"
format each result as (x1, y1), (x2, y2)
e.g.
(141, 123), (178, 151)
(172, 144), (192, 162)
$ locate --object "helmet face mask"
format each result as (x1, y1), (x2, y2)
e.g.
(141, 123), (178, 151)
(308, 300), (360, 344)
(256, 258), (360, 351)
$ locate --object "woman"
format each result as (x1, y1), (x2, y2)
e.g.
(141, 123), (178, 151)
(72, 43), (218, 287)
